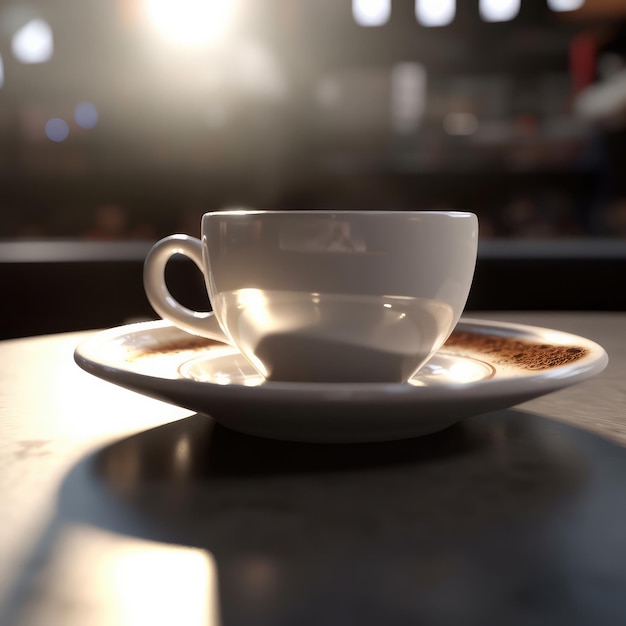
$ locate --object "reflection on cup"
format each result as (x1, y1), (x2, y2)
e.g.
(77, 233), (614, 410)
(279, 218), (366, 253)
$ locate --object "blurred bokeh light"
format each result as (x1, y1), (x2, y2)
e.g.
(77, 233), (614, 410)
(74, 102), (99, 130)
(11, 18), (53, 63)
(416, 0), (456, 27)
(45, 118), (69, 142)
(479, 0), (521, 23)
(352, 0), (391, 27)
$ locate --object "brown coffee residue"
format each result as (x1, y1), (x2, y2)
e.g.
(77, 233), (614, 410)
(127, 336), (220, 361)
(444, 331), (587, 370)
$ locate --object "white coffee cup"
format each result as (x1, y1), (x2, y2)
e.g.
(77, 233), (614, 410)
(144, 210), (478, 383)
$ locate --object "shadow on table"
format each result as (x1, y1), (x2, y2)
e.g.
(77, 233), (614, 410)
(6, 409), (626, 625)
(52, 410), (587, 552)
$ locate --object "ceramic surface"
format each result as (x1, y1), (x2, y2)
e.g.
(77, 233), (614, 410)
(74, 316), (608, 442)
(143, 210), (478, 382)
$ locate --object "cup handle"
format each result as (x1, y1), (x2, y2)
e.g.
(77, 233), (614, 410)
(143, 234), (229, 343)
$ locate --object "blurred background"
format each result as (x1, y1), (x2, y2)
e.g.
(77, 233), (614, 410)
(3, 0), (626, 338)
(1, 0), (626, 241)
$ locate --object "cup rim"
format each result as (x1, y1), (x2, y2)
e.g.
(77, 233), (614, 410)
(204, 210), (477, 218)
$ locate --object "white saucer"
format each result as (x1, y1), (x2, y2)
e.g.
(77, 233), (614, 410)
(74, 317), (608, 443)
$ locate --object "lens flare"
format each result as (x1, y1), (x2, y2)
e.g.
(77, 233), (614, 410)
(142, 0), (236, 47)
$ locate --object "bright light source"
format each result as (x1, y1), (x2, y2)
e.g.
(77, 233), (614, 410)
(45, 118), (69, 142)
(11, 18), (54, 64)
(75, 101), (99, 129)
(443, 112), (479, 136)
(547, 0), (585, 11)
(416, 0), (455, 27)
(143, 0), (236, 47)
(479, 0), (520, 22)
(352, 0), (391, 27)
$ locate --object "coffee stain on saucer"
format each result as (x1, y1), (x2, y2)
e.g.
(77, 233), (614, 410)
(126, 336), (220, 362)
(444, 332), (587, 370)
